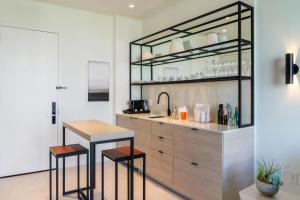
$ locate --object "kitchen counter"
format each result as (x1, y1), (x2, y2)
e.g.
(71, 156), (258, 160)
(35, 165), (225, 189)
(116, 113), (254, 200)
(117, 113), (250, 134)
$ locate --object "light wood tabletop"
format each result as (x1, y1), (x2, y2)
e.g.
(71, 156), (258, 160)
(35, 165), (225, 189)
(63, 120), (134, 142)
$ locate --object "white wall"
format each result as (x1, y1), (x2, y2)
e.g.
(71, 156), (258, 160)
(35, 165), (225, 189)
(256, 0), (300, 195)
(114, 16), (143, 114)
(0, 0), (113, 149)
(0, 0), (142, 164)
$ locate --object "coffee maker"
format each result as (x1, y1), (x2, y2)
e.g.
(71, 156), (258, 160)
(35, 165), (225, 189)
(123, 100), (150, 114)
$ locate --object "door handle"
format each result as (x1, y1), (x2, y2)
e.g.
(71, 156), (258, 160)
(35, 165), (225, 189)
(56, 86), (67, 90)
(52, 102), (56, 125)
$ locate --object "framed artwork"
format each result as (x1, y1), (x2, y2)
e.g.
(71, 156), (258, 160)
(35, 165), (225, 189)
(88, 61), (110, 101)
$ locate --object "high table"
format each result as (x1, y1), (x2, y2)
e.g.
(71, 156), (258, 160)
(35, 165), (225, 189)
(62, 120), (135, 200)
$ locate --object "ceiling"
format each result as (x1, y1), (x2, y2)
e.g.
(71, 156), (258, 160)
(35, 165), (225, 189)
(35, 0), (179, 19)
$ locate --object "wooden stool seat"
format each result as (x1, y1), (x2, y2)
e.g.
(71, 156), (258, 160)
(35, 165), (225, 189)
(102, 146), (145, 162)
(50, 144), (88, 158)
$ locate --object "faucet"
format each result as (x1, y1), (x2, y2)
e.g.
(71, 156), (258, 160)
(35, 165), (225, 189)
(157, 92), (171, 116)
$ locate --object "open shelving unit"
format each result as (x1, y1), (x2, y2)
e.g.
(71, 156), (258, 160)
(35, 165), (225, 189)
(129, 1), (254, 128)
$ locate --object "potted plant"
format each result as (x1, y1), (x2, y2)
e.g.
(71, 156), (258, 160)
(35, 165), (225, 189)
(256, 160), (283, 197)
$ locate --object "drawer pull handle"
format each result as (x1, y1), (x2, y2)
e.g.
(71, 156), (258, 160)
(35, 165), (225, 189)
(158, 150), (164, 154)
(191, 162), (198, 166)
(158, 122), (164, 125)
(191, 128), (199, 131)
(158, 136), (164, 139)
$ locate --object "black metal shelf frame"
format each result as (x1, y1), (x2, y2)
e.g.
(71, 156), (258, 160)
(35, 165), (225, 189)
(129, 1), (254, 128)
(131, 76), (252, 86)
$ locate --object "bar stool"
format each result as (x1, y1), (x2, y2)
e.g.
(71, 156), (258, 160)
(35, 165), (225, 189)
(101, 146), (146, 200)
(49, 144), (89, 200)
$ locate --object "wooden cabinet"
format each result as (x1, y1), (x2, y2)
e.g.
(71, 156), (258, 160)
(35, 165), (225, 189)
(173, 125), (222, 199)
(116, 115), (254, 200)
(173, 157), (222, 200)
(151, 121), (174, 155)
(151, 121), (174, 139)
(149, 121), (174, 186)
(116, 115), (152, 172)
(173, 126), (222, 172)
(148, 150), (173, 186)
(116, 115), (132, 147)
(133, 118), (151, 147)
(116, 115), (132, 130)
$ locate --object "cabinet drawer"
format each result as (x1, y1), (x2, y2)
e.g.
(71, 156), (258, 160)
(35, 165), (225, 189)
(151, 134), (173, 155)
(148, 150), (173, 186)
(151, 121), (174, 140)
(173, 157), (222, 200)
(174, 126), (222, 172)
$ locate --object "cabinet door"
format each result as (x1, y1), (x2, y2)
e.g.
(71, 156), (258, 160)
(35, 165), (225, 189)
(116, 115), (133, 129)
(173, 158), (222, 200)
(133, 118), (151, 147)
(134, 144), (152, 173)
(116, 115), (133, 147)
(148, 150), (173, 186)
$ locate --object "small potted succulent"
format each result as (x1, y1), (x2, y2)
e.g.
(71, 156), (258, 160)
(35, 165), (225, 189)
(256, 160), (283, 197)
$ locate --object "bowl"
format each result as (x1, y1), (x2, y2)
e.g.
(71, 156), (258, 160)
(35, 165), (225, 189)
(256, 180), (280, 197)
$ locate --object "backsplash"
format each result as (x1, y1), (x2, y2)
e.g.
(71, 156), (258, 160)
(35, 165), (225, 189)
(142, 81), (251, 124)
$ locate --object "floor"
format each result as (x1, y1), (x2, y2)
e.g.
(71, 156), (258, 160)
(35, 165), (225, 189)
(0, 162), (183, 200)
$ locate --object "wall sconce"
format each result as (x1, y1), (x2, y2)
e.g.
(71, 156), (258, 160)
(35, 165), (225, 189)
(286, 53), (299, 84)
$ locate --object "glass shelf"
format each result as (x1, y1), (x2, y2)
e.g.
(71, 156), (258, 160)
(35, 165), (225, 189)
(132, 39), (252, 66)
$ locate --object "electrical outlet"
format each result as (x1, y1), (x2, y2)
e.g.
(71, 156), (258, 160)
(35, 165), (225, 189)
(289, 172), (299, 185)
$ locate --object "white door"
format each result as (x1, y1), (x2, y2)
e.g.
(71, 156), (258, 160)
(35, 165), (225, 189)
(0, 26), (59, 177)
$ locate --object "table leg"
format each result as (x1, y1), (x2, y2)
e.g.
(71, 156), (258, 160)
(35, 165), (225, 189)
(90, 142), (96, 200)
(62, 126), (66, 195)
(129, 137), (134, 200)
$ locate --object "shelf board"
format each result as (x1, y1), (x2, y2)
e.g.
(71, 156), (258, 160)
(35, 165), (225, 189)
(131, 39), (252, 66)
(131, 76), (252, 86)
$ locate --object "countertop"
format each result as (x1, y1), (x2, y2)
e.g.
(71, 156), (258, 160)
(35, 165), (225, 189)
(63, 120), (134, 142)
(117, 113), (251, 134)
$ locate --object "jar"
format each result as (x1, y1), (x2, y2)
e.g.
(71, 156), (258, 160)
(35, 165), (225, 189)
(179, 106), (188, 120)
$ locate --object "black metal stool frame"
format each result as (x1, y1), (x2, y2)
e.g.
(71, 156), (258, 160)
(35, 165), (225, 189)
(49, 149), (89, 200)
(101, 151), (146, 200)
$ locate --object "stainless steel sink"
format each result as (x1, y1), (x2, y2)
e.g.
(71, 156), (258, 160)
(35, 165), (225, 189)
(148, 115), (165, 119)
